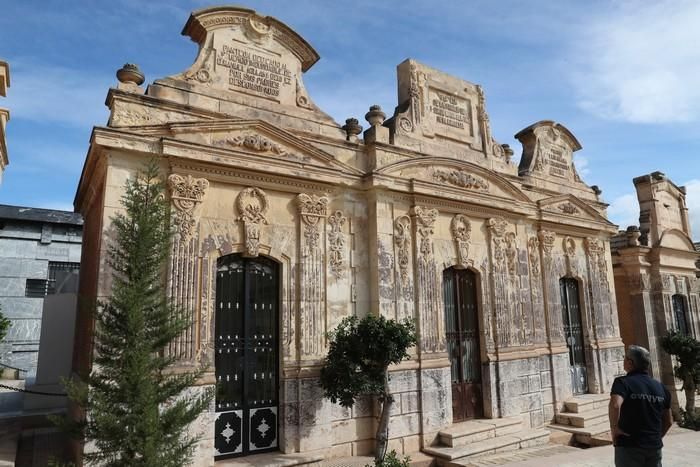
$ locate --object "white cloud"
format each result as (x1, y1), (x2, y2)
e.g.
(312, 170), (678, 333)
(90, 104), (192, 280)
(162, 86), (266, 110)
(682, 179), (700, 240)
(607, 193), (639, 231)
(572, 0), (700, 124)
(5, 61), (111, 128)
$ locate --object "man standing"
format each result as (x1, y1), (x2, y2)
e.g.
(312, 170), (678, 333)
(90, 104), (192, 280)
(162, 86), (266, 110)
(609, 345), (673, 467)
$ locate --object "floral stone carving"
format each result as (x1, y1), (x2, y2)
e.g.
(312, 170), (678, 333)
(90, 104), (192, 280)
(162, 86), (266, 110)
(433, 169), (489, 191)
(412, 206), (438, 259)
(528, 237), (540, 276)
(394, 215), (412, 283)
(236, 187), (269, 257)
(167, 174), (210, 239)
(451, 214), (472, 267)
(296, 194), (329, 250)
(327, 210), (347, 279)
(216, 134), (290, 157)
(538, 230), (556, 257)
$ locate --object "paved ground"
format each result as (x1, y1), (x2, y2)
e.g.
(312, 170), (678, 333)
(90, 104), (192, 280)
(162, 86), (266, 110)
(497, 429), (700, 466)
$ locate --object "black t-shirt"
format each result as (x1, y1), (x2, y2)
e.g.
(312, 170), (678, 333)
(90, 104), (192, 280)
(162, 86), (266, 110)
(610, 370), (671, 449)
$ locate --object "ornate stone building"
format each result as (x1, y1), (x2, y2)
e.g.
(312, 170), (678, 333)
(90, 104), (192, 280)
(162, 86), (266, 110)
(73, 6), (624, 465)
(611, 172), (700, 413)
(0, 60), (10, 183)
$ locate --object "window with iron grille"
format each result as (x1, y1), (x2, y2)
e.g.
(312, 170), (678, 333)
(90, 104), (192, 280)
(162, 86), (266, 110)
(672, 294), (690, 336)
(25, 279), (50, 298)
(25, 262), (80, 297)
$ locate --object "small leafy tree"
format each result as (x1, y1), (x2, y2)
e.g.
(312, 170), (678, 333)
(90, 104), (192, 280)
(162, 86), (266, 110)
(61, 162), (212, 465)
(660, 331), (700, 425)
(320, 315), (416, 461)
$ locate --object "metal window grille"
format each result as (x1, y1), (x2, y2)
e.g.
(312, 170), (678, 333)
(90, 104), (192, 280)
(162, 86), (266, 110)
(48, 261), (80, 295)
(25, 279), (49, 298)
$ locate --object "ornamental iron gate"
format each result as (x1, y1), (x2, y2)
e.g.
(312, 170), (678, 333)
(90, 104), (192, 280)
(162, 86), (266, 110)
(214, 255), (279, 460)
(560, 278), (588, 395)
(672, 294), (690, 336)
(443, 268), (483, 421)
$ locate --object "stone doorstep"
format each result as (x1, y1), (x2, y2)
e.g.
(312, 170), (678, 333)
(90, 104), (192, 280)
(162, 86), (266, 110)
(215, 450), (325, 467)
(554, 407), (607, 428)
(439, 417), (523, 448)
(423, 429), (550, 462)
(563, 394), (609, 414)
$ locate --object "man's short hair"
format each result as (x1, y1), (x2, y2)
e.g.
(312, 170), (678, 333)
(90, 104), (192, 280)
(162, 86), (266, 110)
(626, 345), (651, 371)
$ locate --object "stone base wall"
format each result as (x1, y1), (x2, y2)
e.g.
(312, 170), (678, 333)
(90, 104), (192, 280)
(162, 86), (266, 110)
(495, 356), (551, 428)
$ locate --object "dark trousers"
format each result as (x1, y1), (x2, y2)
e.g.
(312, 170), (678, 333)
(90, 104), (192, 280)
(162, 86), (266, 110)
(615, 446), (662, 467)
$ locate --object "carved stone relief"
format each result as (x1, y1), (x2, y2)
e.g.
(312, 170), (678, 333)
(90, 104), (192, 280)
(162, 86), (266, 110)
(236, 187), (269, 257)
(558, 202), (580, 215)
(167, 174), (210, 240)
(563, 236), (576, 258)
(327, 210), (347, 279)
(394, 215), (412, 284)
(297, 194), (330, 250)
(538, 230), (556, 257)
(528, 237), (540, 277)
(450, 214), (472, 267)
(413, 206), (438, 259)
(433, 169), (489, 191)
(505, 232), (518, 275)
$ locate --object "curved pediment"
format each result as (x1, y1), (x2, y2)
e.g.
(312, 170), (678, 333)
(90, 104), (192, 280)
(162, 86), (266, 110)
(658, 228), (696, 251)
(376, 157), (531, 202)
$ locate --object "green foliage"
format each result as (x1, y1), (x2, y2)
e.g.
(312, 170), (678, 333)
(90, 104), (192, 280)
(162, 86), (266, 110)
(60, 161), (212, 466)
(365, 450), (410, 467)
(0, 304), (10, 343)
(660, 331), (700, 387)
(320, 315), (416, 408)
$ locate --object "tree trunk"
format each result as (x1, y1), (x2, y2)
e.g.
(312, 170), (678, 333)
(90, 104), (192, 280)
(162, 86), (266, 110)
(375, 370), (393, 461)
(683, 375), (696, 414)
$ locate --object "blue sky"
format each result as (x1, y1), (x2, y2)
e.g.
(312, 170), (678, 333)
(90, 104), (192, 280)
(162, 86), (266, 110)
(2, 0), (700, 238)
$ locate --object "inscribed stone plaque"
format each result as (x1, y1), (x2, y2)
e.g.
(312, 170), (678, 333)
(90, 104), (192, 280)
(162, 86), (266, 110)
(176, 7), (319, 108)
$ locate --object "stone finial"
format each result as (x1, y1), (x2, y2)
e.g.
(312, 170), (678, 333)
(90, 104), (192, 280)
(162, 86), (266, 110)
(501, 144), (514, 163)
(365, 105), (386, 127)
(591, 185), (602, 196)
(625, 225), (641, 247)
(116, 63), (145, 86)
(342, 118), (363, 141)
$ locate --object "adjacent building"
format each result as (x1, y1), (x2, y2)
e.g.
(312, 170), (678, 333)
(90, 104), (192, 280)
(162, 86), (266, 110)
(0, 60), (9, 183)
(611, 172), (700, 413)
(0, 205), (82, 375)
(72, 6), (625, 465)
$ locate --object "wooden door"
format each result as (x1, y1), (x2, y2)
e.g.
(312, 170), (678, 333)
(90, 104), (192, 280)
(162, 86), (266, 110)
(560, 278), (588, 394)
(214, 255), (279, 460)
(444, 268), (483, 422)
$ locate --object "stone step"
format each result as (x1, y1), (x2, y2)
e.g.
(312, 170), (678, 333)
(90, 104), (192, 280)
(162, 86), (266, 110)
(438, 417), (523, 448)
(547, 419), (612, 446)
(216, 450), (324, 466)
(555, 407), (607, 427)
(462, 443), (580, 466)
(423, 429), (550, 465)
(563, 394), (609, 414)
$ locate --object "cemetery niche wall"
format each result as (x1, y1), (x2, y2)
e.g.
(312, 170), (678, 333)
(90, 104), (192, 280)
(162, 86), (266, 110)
(73, 5), (624, 465)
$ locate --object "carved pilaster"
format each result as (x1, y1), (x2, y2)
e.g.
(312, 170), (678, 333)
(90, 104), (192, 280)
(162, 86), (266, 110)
(327, 211), (347, 280)
(450, 214), (472, 268)
(411, 206), (443, 353)
(166, 174), (209, 363)
(488, 217), (520, 348)
(296, 193), (329, 358)
(236, 187), (269, 257)
(538, 230), (565, 344)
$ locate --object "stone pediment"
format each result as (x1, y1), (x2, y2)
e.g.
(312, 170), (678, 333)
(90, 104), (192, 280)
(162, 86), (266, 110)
(516, 121), (584, 182)
(167, 6), (321, 112)
(658, 228), (696, 251)
(377, 157), (531, 202)
(132, 119), (362, 175)
(538, 195), (612, 225)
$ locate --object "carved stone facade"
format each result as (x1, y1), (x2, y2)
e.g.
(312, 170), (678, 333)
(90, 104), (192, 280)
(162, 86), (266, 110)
(73, 6), (624, 465)
(611, 172), (700, 415)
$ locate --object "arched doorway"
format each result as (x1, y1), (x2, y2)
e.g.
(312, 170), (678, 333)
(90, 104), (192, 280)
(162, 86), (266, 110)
(214, 255), (279, 460)
(443, 267), (483, 421)
(560, 278), (588, 394)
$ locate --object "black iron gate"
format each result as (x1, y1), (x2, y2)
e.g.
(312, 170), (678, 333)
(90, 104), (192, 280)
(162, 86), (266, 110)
(214, 255), (279, 460)
(443, 268), (482, 421)
(560, 278), (588, 394)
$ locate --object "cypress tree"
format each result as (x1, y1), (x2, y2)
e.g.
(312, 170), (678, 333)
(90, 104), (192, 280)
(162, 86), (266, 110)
(62, 162), (212, 466)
